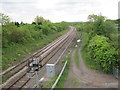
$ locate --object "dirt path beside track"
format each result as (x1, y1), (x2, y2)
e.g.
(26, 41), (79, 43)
(64, 45), (118, 88)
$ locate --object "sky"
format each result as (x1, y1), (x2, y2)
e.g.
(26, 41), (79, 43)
(0, 0), (119, 23)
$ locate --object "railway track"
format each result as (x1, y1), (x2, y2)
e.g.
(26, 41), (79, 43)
(1, 26), (73, 82)
(2, 26), (76, 89)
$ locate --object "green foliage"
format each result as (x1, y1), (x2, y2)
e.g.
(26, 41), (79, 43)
(81, 32), (99, 70)
(87, 14), (106, 36)
(104, 21), (118, 48)
(80, 14), (119, 73)
(104, 20), (117, 36)
(117, 19), (120, 27)
(74, 47), (79, 67)
(106, 19), (118, 24)
(43, 54), (71, 88)
(88, 14), (98, 22)
(2, 29), (68, 70)
(2, 20), (68, 47)
(34, 16), (51, 25)
(41, 24), (50, 35)
(2, 14), (69, 70)
(94, 17), (105, 35)
(2, 23), (41, 47)
(88, 35), (117, 73)
(75, 23), (84, 31)
(54, 21), (69, 32)
(2, 23), (24, 47)
(34, 16), (44, 25)
(55, 55), (71, 88)
(81, 32), (89, 50)
(0, 13), (10, 25)
(18, 24), (42, 40)
(14, 22), (20, 27)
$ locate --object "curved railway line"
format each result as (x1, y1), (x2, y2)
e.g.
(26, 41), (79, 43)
(2, 26), (76, 89)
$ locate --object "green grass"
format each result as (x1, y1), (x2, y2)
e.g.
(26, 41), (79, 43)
(0, 75), (2, 85)
(74, 47), (79, 67)
(43, 73), (58, 88)
(81, 32), (101, 71)
(2, 30), (68, 70)
(55, 55), (71, 88)
(81, 48), (98, 70)
(74, 31), (81, 68)
(43, 54), (71, 88)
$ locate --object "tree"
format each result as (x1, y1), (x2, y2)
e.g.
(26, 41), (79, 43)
(15, 22), (20, 27)
(88, 14), (98, 22)
(20, 21), (24, 25)
(104, 20), (117, 37)
(0, 13), (10, 25)
(32, 22), (36, 24)
(94, 16), (105, 35)
(34, 16), (44, 25)
(88, 14), (106, 35)
(34, 16), (52, 25)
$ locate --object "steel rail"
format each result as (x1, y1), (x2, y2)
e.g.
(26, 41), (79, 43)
(2, 28), (75, 89)
(2, 28), (73, 83)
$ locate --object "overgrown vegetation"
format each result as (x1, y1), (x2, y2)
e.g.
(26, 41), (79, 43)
(1, 12), (119, 74)
(76, 14), (119, 73)
(43, 54), (71, 88)
(55, 54), (71, 88)
(88, 35), (117, 72)
(43, 73), (59, 88)
(1, 13), (69, 70)
(74, 47), (79, 68)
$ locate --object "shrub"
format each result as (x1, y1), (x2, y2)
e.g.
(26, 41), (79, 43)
(88, 35), (117, 73)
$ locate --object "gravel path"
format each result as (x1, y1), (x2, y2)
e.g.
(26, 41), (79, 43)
(64, 44), (118, 88)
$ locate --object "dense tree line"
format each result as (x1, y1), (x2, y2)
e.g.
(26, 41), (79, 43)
(76, 14), (119, 73)
(1, 13), (69, 48)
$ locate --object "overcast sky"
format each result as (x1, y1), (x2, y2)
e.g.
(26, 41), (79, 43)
(0, 0), (119, 23)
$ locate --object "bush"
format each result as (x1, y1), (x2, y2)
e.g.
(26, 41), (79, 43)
(88, 35), (117, 73)
(2, 23), (23, 46)
(2, 15), (69, 48)
(41, 25), (50, 35)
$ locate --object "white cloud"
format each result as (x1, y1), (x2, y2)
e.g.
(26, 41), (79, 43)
(1, 0), (119, 23)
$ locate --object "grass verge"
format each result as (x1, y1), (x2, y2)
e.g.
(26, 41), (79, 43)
(81, 32), (101, 71)
(43, 73), (58, 88)
(74, 47), (79, 67)
(2, 30), (68, 70)
(43, 54), (71, 88)
(55, 54), (71, 88)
